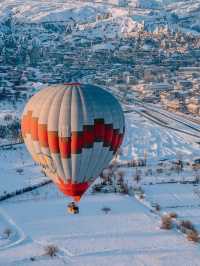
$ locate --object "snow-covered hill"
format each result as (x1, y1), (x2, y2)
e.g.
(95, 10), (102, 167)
(0, 0), (199, 33)
(0, 1), (126, 23)
(122, 112), (200, 163)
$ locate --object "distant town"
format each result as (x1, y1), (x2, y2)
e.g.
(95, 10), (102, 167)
(0, 12), (200, 119)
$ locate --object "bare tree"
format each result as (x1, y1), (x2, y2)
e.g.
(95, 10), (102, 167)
(187, 230), (199, 243)
(16, 168), (23, 174)
(3, 228), (12, 238)
(134, 168), (141, 186)
(101, 207), (111, 214)
(116, 170), (125, 185)
(176, 152), (184, 181)
(194, 168), (200, 183)
(44, 245), (59, 257)
(160, 215), (172, 230)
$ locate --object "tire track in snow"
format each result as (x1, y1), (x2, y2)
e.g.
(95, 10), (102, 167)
(0, 207), (26, 250)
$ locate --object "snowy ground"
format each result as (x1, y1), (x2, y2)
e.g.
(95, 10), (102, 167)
(1, 185), (200, 266)
(144, 183), (200, 232)
(0, 102), (200, 264)
(0, 0), (127, 23)
(1, 110), (199, 197)
(122, 165), (199, 186)
(1, 0), (200, 35)
(122, 112), (200, 163)
(0, 144), (46, 195)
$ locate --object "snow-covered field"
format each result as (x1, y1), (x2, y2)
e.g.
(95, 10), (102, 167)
(0, 144), (45, 195)
(0, 0), (200, 264)
(0, 110), (200, 265)
(122, 112), (200, 163)
(0, 110), (199, 197)
(144, 183), (200, 232)
(1, 186), (200, 266)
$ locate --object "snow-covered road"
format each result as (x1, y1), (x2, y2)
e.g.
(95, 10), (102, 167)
(127, 100), (200, 140)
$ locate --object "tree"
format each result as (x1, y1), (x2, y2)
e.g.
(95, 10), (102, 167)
(44, 245), (59, 257)
(3, 228), (12, 238)
(176, 152), (184, 181)
(193, 168), (200, 183)
(134, 168), (141, 185)
(101, 206), (111, 214)
(16, 168), (23, 174)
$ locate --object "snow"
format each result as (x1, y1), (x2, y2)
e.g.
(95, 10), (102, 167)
(0, 144), (46, 195)
(1, 1), (200, 264)
(144, 183), (200, 232)
(0, 206), (26, 251)
(0, 0), (199, 36)
(121, 112), (200, 163)
(0, 111), (19, 126)
(1, 187), (200, 266)
(93, 43), (115, 51)
(0, 111), (200, 265)
(0, 110), (199, 195)
(0, 1), (126, 23)
(129, 0), (160, 9)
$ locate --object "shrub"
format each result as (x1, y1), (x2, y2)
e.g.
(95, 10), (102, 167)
(155, 204), (160, 211)
(180, 220), (196, 231)
(4, 114), (12, 121)
(169, 212), (177, 219)
(157, 168), (163, 174)
(139, 193), (144, 199)
(180, 226), (187, 234)
(187, 230), (199, 243)
(3, 228), (12, 238)
(92, 184), (103, 193)
(44, 244), (59, 257)
(160, 215), (172, 230)
(101, 207), (111, 214)
(119, 183), (129, 194)
(16, 168), (23, 174)
(134, 174), (141, 183)
(117, 171), (125, 179)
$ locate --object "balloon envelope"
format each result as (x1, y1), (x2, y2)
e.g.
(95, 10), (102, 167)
(21, 83), (125, 201)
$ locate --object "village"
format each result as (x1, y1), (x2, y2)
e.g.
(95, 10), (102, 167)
(0, 13), (200, 118)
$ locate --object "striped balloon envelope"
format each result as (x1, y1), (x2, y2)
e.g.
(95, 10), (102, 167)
(21, 83), (125, 202)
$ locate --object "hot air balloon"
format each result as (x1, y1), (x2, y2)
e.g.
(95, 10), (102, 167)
(21, 83), (125, 205)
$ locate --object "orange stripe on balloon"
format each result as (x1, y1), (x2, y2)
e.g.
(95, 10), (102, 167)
(59, 137), (71, 158)
(38, 124), (48, 147)
(21, 111), (32, 137)
(71, 132), (83, 154)
(48, 131), (60, 153)
(31, 120), (124, 157)
(31, 117), (39, 141)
